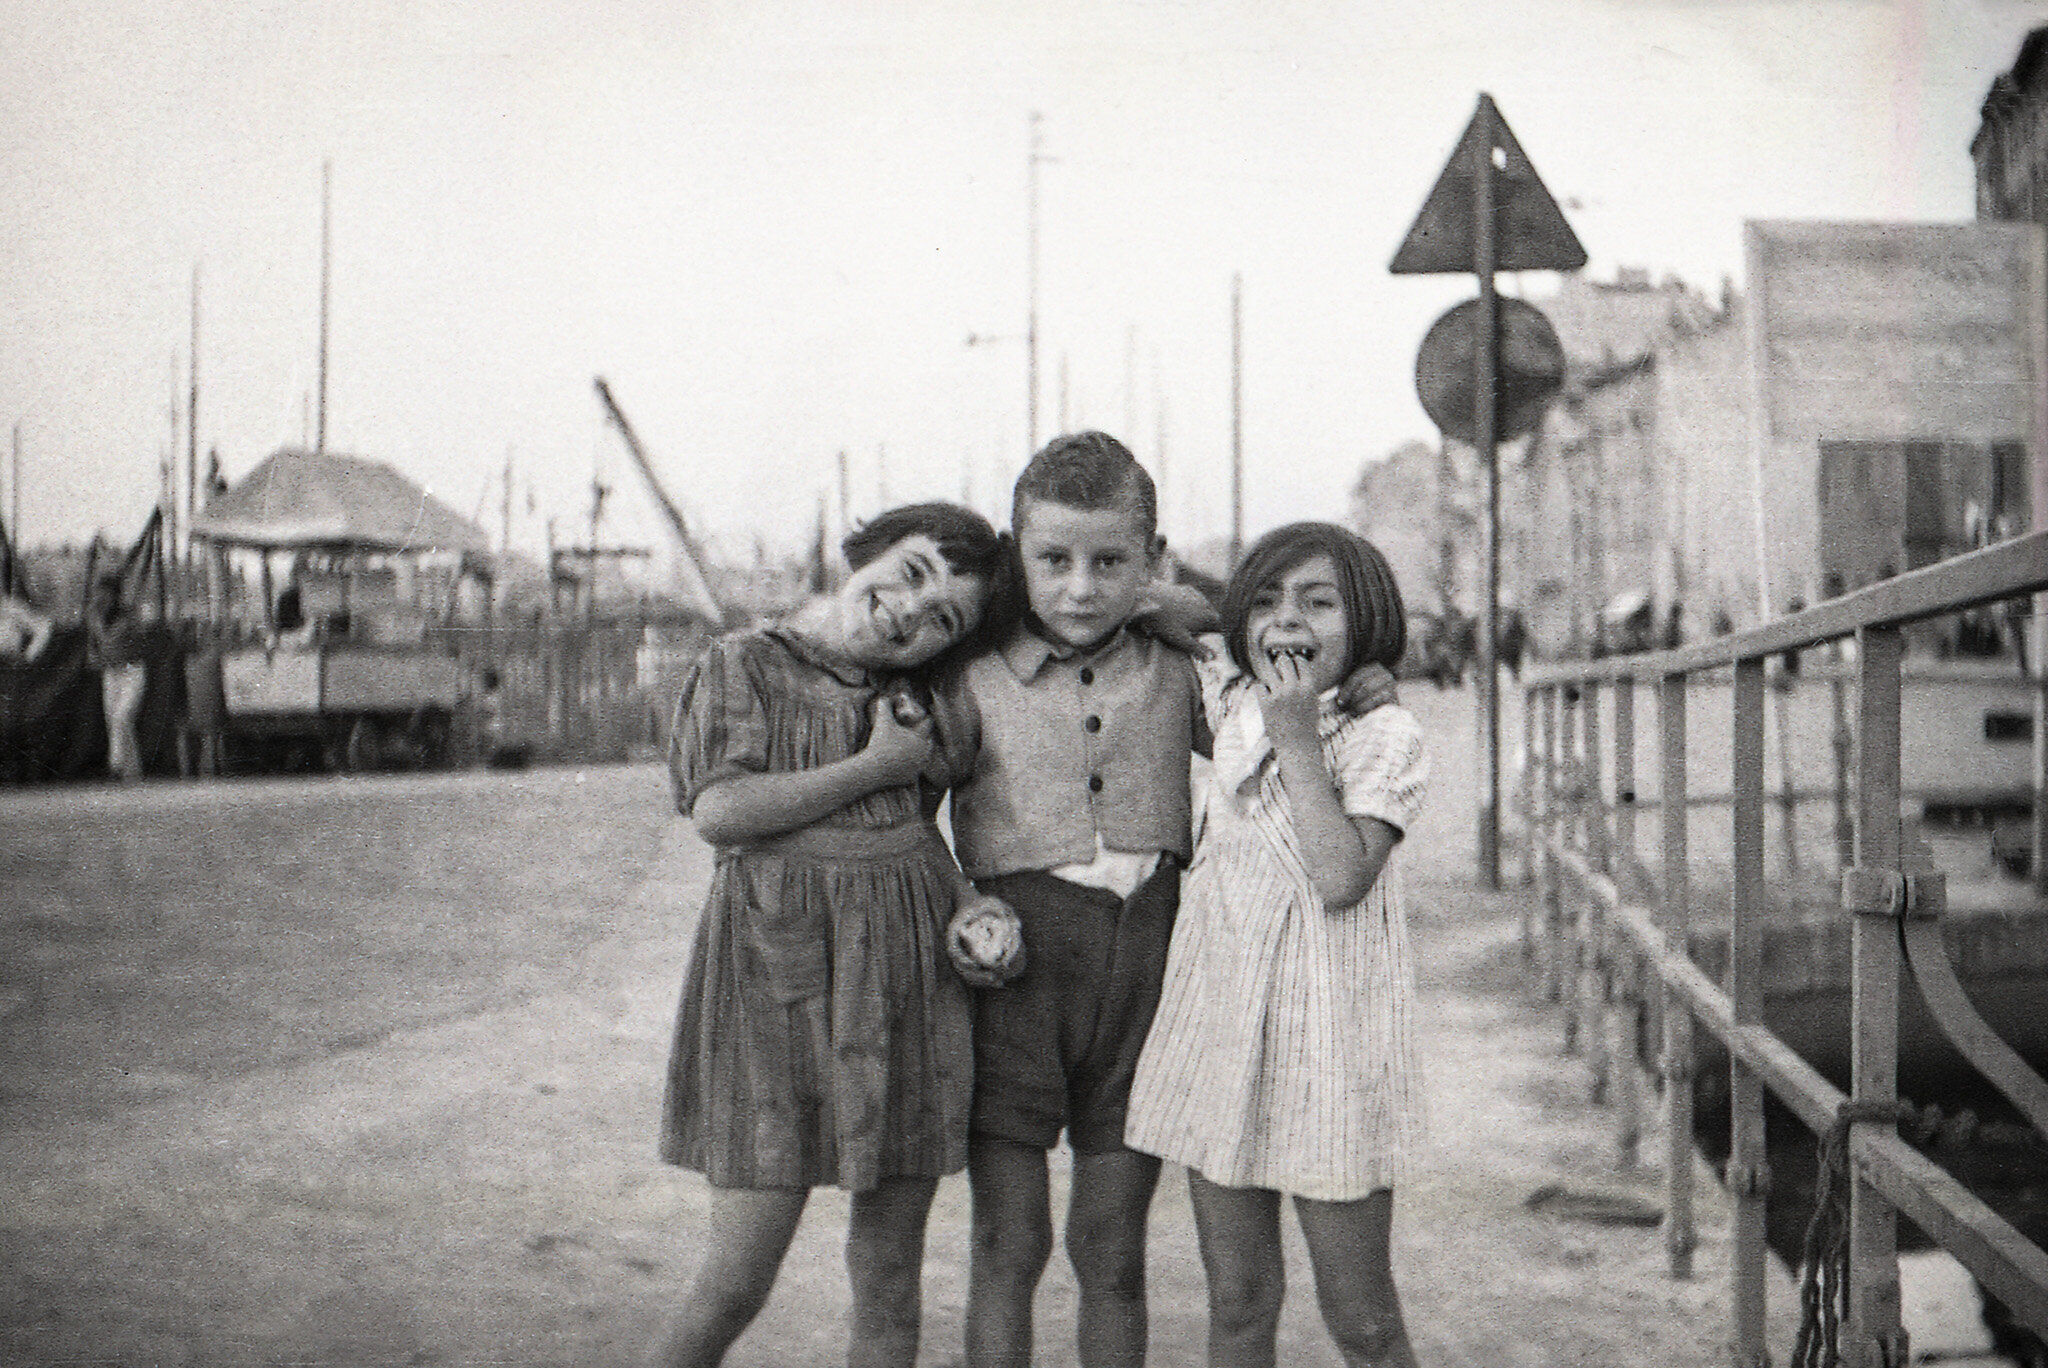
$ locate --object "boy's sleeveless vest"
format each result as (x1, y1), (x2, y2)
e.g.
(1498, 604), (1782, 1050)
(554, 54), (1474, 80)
(947, 627), (1197, 880)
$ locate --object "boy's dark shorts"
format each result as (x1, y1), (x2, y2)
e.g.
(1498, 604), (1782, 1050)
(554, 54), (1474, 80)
(968, 857), (1180, 1154)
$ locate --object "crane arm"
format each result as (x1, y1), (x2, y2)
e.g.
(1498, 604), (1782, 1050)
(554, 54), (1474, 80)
(593, 377), (723, 623)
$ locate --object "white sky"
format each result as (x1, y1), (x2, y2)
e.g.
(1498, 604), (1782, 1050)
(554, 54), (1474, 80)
(4, 0), (2046, 568)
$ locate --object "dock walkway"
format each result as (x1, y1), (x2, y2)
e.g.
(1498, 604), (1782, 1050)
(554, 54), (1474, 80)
(1, 686), (1824, 1365)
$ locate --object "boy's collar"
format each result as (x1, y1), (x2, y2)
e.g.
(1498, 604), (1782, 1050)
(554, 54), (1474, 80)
(1001, 619), (1132, 680)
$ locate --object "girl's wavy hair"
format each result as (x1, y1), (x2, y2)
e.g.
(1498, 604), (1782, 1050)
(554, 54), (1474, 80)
(1222, 522), (1407, 679)
(842, 501), (1023, 667)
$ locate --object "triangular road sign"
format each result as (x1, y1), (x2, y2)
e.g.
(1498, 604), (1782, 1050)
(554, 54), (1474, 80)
(1391, 94), (1588, 275)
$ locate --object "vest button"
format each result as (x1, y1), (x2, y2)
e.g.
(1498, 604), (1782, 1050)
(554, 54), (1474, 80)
(1088, 774), (1104, 793)
(1084, 714), (1102, 733)
(1078, 668), (1095, 685)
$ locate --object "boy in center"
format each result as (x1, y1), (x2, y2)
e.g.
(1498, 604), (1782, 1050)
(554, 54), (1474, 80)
(937, 430), (1395, 1367)
(935, 430), (1200, 1368)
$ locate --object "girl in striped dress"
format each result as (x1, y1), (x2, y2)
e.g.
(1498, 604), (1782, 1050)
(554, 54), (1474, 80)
(654, 503), (1026, 1368)
(1125, 523), (1428, 1368)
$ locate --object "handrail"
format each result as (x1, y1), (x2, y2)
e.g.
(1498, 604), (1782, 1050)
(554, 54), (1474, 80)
(1524, 531), (2046, 684)
(1557, 848), (2048, 1333)
(1521, 529), (2048, 1361)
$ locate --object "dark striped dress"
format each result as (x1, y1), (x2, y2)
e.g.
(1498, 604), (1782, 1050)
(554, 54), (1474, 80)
(659, 627), (973, 1192)
(1125, 676), (1428, 1199)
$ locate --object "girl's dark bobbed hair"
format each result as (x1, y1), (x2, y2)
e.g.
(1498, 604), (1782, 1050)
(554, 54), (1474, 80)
(1222, 522), (1406, 679)
(842, 501), (1024, 666)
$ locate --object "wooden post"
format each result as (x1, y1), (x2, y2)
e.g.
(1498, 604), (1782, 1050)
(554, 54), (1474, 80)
(1541, 683), (1563, 1003)
(1614, 679), (1637, 873)
(1730, 656), (1770, 1367)
(1659, 671), (1696, 1277)
(1521, 683), (1541, 954)
(1559, 686), (1581, 1047)
(1847, 625), (1906, 1366)
(1610, 677), (1642, 1165)
(1832, 668), (1855, 870)
(1581, 680), (1611, 1096)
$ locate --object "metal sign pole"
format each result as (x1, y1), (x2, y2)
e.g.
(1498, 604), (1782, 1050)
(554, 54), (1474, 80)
(1390, 93), (1585, 889)
(1476, 132), (1502, 890)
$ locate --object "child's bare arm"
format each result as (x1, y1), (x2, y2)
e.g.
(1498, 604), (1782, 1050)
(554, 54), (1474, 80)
(690, 696), (933, 845)
(1260, 654), (1398, 907)
(1270, 730), (1394, 907)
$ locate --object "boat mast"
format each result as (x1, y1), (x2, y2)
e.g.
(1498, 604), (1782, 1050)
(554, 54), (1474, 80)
(317, 161), (330, 455)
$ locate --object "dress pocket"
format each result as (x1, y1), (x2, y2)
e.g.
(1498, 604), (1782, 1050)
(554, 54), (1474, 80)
(740, 858), (832, 1004)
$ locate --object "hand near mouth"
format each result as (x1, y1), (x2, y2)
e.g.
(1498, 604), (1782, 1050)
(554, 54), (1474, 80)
(1253, 647), (1322, 744)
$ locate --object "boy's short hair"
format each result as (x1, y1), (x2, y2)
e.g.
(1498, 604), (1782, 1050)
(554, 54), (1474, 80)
(1011, 431), (1156, 538)
(1222, 522), (1407, 677)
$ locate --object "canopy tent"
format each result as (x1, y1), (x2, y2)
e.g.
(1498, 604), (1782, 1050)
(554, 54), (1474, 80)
(190, 449), (491, 556)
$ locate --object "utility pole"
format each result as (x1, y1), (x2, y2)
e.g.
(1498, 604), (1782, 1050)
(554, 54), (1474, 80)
(501, 448), (514, 557)
(836, 450), (851, 541)
(1154, 364), (1169, 546)
(317, 160), (331, 455)
(10, 422), (19, 544)
(1027, 112), (1048, 456)
(1123, 324), (1137, 441)
(187, 263), (199, 575)
(1058, 353), (1070, 435)
(588, 475), (610, 624)
(165, 352), (180, 609)
(1229, 272), (1244, 568)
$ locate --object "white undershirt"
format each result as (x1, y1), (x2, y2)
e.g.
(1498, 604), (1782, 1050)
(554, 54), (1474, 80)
(1051, 837), (1163, 901)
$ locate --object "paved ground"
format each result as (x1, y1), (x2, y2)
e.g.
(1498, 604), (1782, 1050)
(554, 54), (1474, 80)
(0, 687), (1800, 1366)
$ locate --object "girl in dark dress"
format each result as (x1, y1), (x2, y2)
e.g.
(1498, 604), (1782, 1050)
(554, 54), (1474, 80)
(655, 503), (1024, 1368)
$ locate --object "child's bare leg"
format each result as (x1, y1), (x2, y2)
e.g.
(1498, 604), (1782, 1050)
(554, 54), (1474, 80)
(1293, 1188), (1418, 1368)
(966, 1135), (1052, 1368)
(846, 1175), (938, 1368)
(1187, 1171), (1285, 1368)
(653, 1186), (807, 1368)
(1065, 1148), (1161, 1368)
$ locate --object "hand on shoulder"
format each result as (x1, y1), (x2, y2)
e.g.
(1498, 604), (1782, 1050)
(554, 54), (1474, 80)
(1127, 580), (1221, 659)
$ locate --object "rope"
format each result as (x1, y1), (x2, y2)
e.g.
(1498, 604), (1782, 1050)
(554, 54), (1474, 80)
(1790, 1100), (1920, 1368)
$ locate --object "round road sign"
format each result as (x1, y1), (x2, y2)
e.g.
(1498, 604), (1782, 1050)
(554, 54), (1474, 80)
(1415, 297), (1566, 445)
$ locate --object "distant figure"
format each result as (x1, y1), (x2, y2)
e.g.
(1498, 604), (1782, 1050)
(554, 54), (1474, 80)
(274, 582), (305, 633)
(1420, 615), (1458, 689)
(0, 594), (53, 664)
(86, 573), (146, 781)
(1781, 597), (1806, 677)
(2006, 596), (2032, 673)
(1498, 609), (1528, 679)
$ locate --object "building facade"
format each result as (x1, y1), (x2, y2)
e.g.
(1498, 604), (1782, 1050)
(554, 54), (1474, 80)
(1973, 26), (2048, 226)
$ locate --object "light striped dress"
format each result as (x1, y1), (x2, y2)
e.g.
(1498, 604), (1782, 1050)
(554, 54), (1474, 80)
(1125, 674), (1428, 1199)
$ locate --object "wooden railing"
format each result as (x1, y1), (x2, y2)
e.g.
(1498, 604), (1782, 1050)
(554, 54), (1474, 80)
(1520, 531), (2048, 1367)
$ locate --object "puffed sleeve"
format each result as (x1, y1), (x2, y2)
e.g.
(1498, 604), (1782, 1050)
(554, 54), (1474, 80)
(667, 635), (772, 815)
(1332, 705), (1429, 837)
